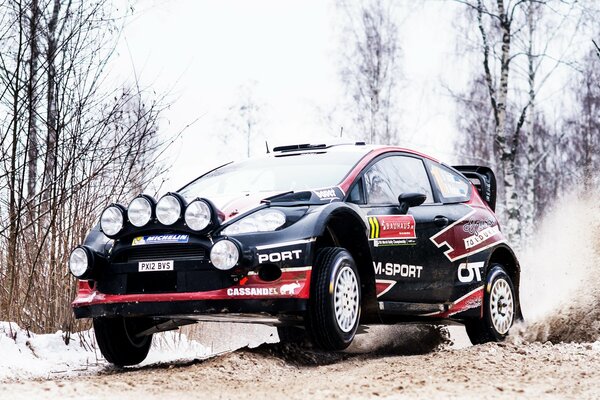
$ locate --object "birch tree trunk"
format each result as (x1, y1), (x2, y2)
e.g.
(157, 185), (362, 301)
(475, 0), (522, 241)
(339, 0), (401, 144)
(26, 0), (40, 210)
(43, 0), (60, 208)
(5, 0), (26, 322)
(0, 1), (171, 332)
(522, 0), (537, 242)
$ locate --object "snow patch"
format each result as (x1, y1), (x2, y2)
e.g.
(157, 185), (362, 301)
(0, 321), (215, 382)
(0, 321), (104, 381)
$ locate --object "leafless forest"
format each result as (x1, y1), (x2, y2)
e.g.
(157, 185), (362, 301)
(0, 0), (599, 335)
(0, 0), (169, 334)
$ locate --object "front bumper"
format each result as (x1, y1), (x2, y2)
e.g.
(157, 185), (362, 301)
(73, 232), (317, 319)
(72, 266), (312, 319)
(73, 298), (308, 319)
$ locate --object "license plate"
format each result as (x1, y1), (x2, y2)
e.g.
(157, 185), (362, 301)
(138, 260), (174, 272)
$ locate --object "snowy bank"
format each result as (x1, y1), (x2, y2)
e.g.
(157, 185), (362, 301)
(0, 321), (277, 382)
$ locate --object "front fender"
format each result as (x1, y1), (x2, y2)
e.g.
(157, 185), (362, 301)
(83, 223), (113, 255)
(302, 202), (369, 239)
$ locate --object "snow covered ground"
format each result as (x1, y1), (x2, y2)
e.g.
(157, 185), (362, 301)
(0, 321), (278, 381)
(1, 320), (472, 382)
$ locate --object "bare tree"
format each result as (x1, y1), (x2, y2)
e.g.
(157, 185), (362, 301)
(453, 0), (595, 243)
(0, 1), (171, 333)
(224, 82), (262, 158)
(454, 76), (497, 168)
(565, 49), (600, 190)
(338, 0), (402, 144)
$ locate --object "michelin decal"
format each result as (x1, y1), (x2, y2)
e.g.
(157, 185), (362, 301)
(132, 234), (189, 246)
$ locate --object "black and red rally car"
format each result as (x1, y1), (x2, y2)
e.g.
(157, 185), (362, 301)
(69, 143), (522, 366)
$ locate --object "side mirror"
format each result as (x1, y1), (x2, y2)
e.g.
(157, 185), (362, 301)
(397, 192), (426, 214)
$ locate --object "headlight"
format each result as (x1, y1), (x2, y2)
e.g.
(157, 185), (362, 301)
(69, 247), (90, 278)
(156, 194), (182, 225)
(128, 196), (152, 227)
(210, 239), (239, 270)
(100, 206), (124, 237)
(221, 209), (286, 235)
(185, 199), (211, 231)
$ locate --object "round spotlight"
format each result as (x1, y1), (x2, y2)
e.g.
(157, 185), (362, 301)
(210, 240), (240, 270)
(128, 196), (152, 227)
(100, 206), (124, 237)
(185, 200), (211, 231)
(156, 194), (182, 225)
(69, 247), (90, 278)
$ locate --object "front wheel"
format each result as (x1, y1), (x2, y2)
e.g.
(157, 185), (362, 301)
(465, 265), (516, 344)
(277, 326), (307, 345)
(93, 317), (153, 366)
(307, 247), (361, 351)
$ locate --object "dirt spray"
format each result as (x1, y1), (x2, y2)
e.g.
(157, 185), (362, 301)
(512, 192), (600, 343)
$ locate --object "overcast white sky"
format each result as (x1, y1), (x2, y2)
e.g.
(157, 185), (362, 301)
(110, 0), (467, 189)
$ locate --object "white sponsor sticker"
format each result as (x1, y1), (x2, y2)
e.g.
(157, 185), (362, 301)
(227, 287), (278, 296)
(138, 260), (174, 272)
(280, 282), (301, 295)
(257, 249), (302, 264)
(458, 261), (484, 283)
(463, 225), (500, 249)
(373, 261), (423, 278)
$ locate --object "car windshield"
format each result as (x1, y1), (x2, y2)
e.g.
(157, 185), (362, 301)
(179, 151), (365, 199)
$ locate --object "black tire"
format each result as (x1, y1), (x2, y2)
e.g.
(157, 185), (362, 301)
(465, 264), (516, 345)
(277, 326), (307, 344)
(307, 247), (361, 351)
(93, 317), (153, 366)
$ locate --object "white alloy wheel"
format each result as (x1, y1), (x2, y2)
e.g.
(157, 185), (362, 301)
(489, 278), (514, 335)
(334, 264), (360, 333)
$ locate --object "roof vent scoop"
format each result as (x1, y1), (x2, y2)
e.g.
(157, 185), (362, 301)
(273, 143), (327, 152)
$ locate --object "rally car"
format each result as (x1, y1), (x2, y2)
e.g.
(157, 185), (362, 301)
(69, 142), (522, 366)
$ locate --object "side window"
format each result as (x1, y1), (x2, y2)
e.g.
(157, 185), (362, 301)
(348, 178), (365, 204)
(428, 163), (470, 203)
(364, 156), (433, 205)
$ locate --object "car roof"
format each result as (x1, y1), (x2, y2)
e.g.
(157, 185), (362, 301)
(271, 142), (439, 163)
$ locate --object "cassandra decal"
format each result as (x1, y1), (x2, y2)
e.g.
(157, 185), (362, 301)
(227, 287), (279, 297)
(280, 281), (301, 295)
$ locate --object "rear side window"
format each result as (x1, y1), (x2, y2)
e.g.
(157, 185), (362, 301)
(364, 156), (433, 205)
(428, 162), (470, 203)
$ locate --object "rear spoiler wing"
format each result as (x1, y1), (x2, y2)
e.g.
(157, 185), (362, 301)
(452, 165), (497, 211)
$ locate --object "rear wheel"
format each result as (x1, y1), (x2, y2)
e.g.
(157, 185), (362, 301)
(93, 317), (153, 366)
(307, 247), (361, 350)
(465, 265), (516, 344)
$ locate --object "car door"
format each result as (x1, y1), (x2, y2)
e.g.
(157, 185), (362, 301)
(360, 154), (458, 303)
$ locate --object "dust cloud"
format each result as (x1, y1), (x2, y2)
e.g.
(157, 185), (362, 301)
(513, 192), (600, 343)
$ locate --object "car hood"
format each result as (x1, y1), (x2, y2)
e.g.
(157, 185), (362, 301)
(205, 192), (282, 221)
(187, 187), (346, 222)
